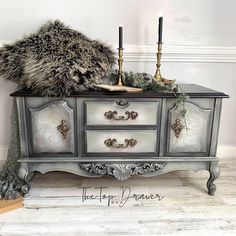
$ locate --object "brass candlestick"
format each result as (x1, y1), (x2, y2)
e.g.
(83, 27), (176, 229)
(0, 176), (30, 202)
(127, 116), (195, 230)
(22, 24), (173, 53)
(154, 42), (163, 81)
(117, 47), (124, 86)
(95, 44), (142, 92)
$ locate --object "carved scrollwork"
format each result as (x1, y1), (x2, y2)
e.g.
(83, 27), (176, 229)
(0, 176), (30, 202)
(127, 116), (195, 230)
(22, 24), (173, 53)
(79, 163), (166, 181)
(57, 120), (70, 139)
(104, 111), (138, 121)
(19, 170), (35, 197)
(115, 100), (129, 107)
(171, 118), (184, 138)
(104, 138), (137, 149)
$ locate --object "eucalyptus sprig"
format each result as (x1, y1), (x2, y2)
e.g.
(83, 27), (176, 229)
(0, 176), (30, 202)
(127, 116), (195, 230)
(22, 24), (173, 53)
(108, 71), (189, 131)
(172, 84), (189, 131)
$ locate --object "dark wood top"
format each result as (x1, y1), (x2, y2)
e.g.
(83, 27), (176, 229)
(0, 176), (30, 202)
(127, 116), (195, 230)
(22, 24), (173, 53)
(10, 84), (229, 98)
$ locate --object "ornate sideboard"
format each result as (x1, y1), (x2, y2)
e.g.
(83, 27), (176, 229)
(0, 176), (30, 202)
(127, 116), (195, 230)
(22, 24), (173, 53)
(11, 84), (229, 196)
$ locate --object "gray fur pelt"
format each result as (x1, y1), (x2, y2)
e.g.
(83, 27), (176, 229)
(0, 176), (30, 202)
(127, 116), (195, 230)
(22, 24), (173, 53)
(0, 20), (115, 96)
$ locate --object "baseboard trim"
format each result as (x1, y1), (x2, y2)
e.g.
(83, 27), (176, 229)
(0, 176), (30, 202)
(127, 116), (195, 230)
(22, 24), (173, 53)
(1, 41), (236, 63)
(217, 145), (236, 158)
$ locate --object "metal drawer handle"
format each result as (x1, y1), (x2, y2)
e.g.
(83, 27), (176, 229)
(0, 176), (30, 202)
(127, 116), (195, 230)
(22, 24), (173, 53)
(104, 138), (137, 149)
(104, 111), (138, 121)
(57, 120), (70, 139)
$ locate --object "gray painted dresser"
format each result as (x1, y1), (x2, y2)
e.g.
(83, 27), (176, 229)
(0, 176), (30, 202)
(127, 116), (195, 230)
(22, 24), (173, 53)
(11, 84), (229, 196)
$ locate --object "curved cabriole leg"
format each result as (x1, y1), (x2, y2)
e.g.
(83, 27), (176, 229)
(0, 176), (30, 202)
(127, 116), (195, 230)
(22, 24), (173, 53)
(18, 164), (34, 197)
(207, 161), (220, 196)
(21, 172), (32, 197)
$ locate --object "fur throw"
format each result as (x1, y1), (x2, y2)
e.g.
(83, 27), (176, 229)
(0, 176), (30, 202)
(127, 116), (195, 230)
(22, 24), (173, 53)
(0, 20), (115, 96)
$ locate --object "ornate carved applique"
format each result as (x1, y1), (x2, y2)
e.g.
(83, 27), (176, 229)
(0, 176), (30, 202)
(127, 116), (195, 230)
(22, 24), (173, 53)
(171, 118), (184, 138)
(104, 111), (138, 121)
(79, 163), (166, 181)
(104, 138), (137, 149)
(57, 120), (70, 139)
(115, 100), (129, 107)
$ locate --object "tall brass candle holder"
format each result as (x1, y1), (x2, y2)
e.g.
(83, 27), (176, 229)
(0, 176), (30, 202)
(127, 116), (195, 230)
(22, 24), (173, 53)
(154, 42), (163, 81)
(117, 47), (124, 86)
(95, 46), (142, 92)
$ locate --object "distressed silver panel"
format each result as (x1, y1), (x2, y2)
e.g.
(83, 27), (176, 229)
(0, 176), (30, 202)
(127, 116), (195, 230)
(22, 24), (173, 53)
(16, 97), (29, 157)
(86, 130), (157, 153)
(30, 101), (74, 153)
(167, 102), (211, 153)
(210, 99), (222, 156)
(86, 101), (159, 125)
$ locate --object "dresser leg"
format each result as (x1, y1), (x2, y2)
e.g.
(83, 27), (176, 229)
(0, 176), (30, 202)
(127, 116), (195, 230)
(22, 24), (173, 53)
(207, 161), (220, 196)
(18, 163), (34, 197)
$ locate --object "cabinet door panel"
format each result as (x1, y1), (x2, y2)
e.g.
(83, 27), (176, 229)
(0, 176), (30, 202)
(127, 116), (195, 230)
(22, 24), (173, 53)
(28, 100), (75, 155)
(165, 99), (214, 156)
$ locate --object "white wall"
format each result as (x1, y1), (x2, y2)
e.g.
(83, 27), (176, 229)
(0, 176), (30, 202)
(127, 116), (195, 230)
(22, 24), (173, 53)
(0, 0), (235, 160)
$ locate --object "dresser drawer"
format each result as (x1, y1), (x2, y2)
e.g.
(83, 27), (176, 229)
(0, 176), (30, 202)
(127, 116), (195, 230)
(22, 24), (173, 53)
(85, 100), (160, 126)
(85, 130), (157, 153)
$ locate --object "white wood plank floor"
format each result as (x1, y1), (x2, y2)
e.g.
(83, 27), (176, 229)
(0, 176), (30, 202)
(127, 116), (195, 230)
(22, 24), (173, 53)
(0, 158), (236, 236)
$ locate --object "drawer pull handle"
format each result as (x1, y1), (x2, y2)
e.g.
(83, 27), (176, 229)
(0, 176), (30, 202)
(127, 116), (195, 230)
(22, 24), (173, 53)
(104, 111), (138, 121)
(171, 119), (184, 138)
(104, 138), (137, 149)
(57, 120), (70, 139)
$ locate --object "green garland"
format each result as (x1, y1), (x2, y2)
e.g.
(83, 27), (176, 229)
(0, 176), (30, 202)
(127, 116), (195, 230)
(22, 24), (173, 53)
(109, 70), (189, 131)
(108, 70), (178, 93)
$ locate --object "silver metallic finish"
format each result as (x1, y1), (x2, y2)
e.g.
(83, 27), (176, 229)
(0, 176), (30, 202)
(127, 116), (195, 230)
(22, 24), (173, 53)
(168, 102), (211, 153)
(210, 98), (222, 157)
(79, 163), (166, 181)
(29, 101), (74, 153)
(85, 100), (160, 125)
(18, 163), (34, 197)
(16, 97), (29, 157)
(164, 99), (214, 157)
(15, 87), (227, 196)
(207, 161), (220, 196)
(86, 130), (157, 153)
